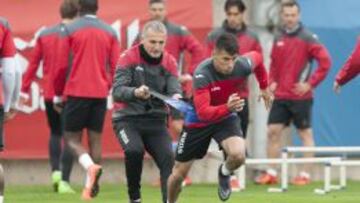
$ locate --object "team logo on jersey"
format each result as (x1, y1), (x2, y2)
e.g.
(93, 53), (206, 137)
(135, 66), (144, 72)
(180, 26), (188, 32)
(194, 74), (204, 79)
(276, 41), (285, 47)
(211, 86), (221, 92)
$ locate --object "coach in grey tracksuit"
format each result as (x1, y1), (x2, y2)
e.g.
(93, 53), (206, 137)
(112, 21), (181, 203)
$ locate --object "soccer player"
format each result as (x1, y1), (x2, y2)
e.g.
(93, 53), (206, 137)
(147, 0), (205, 187)
(334, 37), (360, 92)
(0, 16), (21, 203)
(136, 0), (204, 159)
(20, 0), (78, 193)
(167, 33), (271, 203)
(255, 1), (332, 185)
(112, 21), (182, 203)
(205, 0), (262, 191)
(53, 0), (120, 200)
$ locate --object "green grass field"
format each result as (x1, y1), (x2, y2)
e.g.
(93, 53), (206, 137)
(6, 181), (360, 203)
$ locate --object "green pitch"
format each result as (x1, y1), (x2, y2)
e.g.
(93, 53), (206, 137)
(6, 181), (360, 203)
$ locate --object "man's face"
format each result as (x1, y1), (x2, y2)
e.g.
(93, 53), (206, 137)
(149, 2), (166, 21)
(142, 29), (166, 58)
(213, 49), (237, 75)
(226, 6), (244, 29)
(281, 5), (300, 30)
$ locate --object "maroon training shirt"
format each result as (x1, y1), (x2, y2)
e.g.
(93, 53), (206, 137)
(54, 15), (120, 99)
(190, 52), (268, 128)
(22, 24), (66, 100)
(205, 21), (263, 98)
(269, 24), (331, 100)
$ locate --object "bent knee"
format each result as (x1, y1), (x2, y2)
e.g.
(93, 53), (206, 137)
(268, 128), (282, 141)
(228, 151), (245, 165)
(172, 163), (190, 180)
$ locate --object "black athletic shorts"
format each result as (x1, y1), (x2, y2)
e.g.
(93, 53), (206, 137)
(45, 101), (63, 136)
(237, 99), (249, 138)
(63, 96), (107, 133)
(175, 115), (243, 162)
(268, 99), (313, 129)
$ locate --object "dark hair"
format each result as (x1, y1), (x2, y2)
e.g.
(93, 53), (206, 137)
(60, 0), (79, 19)
(79, 0), (98, 15)
(281, 0), (301, 12)
(224, 0), (246, 13)
(215, 33), (239, 55)
(149, 0), (165, 5)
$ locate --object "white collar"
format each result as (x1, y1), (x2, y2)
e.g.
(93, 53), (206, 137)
(84, 14), (97, 19)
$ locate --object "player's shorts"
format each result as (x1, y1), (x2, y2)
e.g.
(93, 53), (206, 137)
(45, 101), (63, 136)
(175, 115), (243, 162)
(237, 99), (249, 138)
(268, 99), (313, 129)
(63, 96), (107, 133)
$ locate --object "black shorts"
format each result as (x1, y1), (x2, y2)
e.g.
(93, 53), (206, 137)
(63, 96), (107, 133)
(45, 101), (63, 136)
(0, 107), (4, 150)
(175, 115), (243, 162)
(268, 99), (313, 129)
(237, 99), (249, 138)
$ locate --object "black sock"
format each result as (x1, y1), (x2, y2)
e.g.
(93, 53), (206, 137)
(61, 144), (74, 182)
(49, 134), (62, 171)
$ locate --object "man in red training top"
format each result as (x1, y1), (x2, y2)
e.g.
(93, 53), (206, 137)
(53, 0), (120, 200)
(135, 0), (205, 187)
(205, 0), (263, 191)
(148, 0), (204, 155)
(112, 21), (182, 203)
(256, 1), (331, 186)
(167, 33), (271, 203)
(20, 0), (78, 193)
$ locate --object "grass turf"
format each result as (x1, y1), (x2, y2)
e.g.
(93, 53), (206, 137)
(5, 181), (360, 203)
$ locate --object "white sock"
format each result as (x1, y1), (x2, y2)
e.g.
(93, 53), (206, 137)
(78, 153), (94, 170)
(85, 174), (91, 188)
(0, 196), (4, 203)
(266, 168), (277, 177)
(221, 164), (232, 176)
